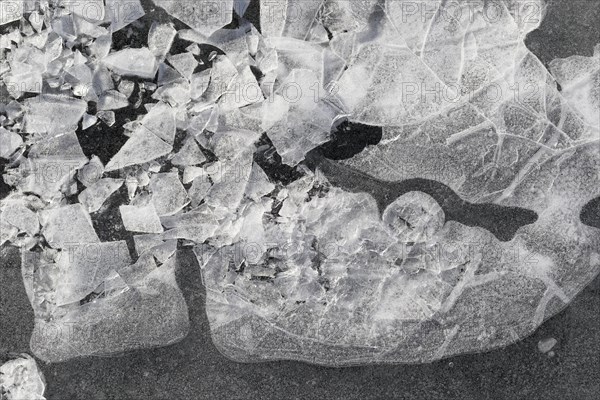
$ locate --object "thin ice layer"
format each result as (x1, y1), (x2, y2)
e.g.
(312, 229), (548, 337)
(23, 249), (190, 363)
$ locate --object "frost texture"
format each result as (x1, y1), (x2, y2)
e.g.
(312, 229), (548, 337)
(0, 0), (598, 367)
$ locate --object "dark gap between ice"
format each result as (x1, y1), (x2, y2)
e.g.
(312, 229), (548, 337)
(306, 151), (539, 242)
(581, 196), (600, 229)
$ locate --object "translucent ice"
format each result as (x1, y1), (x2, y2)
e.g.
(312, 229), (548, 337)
(102, 48), (158, 79)
(104, 126), (172, 172)
(154, 0), (234, 37)
(120, 204), (164, 233)
(149, 172), (190, 216)
(78, 178), (124, 213)
(22, 95), (87, 135)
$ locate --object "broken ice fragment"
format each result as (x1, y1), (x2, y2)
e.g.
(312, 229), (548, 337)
(77, 155), (104, 187)
(149, 172), (189, 216)
(54, 240), (131, 306)
(171, 136), (207, 167)
(154, 0), (234, 37)
(167, 52), (198, 80)
(0, 0), (24, 25)
(95, 111), (115, 127)
(120, 204), (164, 233)
(0, 203), (39, 235)
(82, 113), (98, 130)
(102, 48), (158, 79)
(189, 178), (212, 208)
(234, 0), (251, 16)
(148, 22), (177, 58)
(140, 102), (176, 144)
(39, 204), (100, 249)
(245, 163), (275, 201)
(19, 132), (88, 200)
(98, 89), (129, 110)
(104, 126), (172, 172)
(133, 234), (177, 263)
(61, 0), (105, 23)
(105, 0), (144, 32)
(22, 94), (87, 135)
(0, 127), (22, 159)
(78, 178), (124, 213)
(0, 354), (46, 400)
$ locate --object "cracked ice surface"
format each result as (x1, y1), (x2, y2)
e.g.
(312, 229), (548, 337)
(0, 0), (598, 367)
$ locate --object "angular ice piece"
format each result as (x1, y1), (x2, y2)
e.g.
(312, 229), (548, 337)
(82, 113), (98, 130)
(219, 65), (263, 111)
(199, 55), (238, 105)
(154, 0), (234, 37)
(22, 94), (87, 135)
(149, 172), (189, 216)
(88, 33), (111, 59)
(61, 0), (105, 23)
(266, 70), (338, 166)
(102, 48), (158, 79)
(105, 0), (144, 32)
(190, 70), (211, 100)
(171, 136), (207, 167)
(78, 178), (124, 213)
(0, 354), (46, 400)
(97, 89), (129, 110)
(140, 102), (176, 144)
(104, 127), (172, 172)
(73, 13), (108, 37)
(245, 163), (275, 201)
(182, 165), (207, 184)
(158, 62), (183, 86)
(20, 132), (88, 200)
(96, 110), (115, 126)
(0, 0), (24, 25)
(3, 64), (43, 98)
(205, 149), (254, 211)
(39, 204), (100, 249)
(0, 127), (22, 159)
(120, 204), (164, 233)
(118, 79), (135, 98)
(0, 203), (39, 235)
(167, 52), (198, 80)
(188, 178), (212, 208)
(259, 0), (288, 37)
(133, 234), (177, 263)
(148, 22), (177, 58)
(54, 240), (131, 306)
(234, 0), (251, 16)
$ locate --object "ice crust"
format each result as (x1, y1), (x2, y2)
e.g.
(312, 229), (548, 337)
(0, 0), (598, 368)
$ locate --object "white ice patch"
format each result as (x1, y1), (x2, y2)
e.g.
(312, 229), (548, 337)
(0, 354), (46, 400)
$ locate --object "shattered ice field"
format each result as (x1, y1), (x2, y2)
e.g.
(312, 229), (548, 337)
(0, 0), (599, 398)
